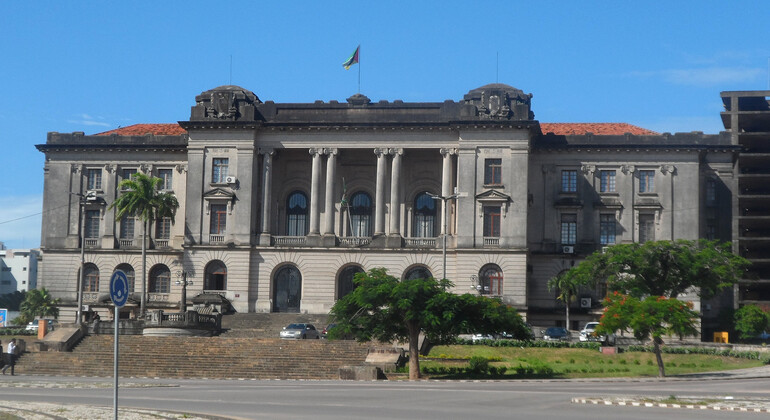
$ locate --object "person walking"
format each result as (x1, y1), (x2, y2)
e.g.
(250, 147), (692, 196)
(2, 338), (17, 375)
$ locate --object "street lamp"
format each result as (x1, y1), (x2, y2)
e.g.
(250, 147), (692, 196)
(429, 193), (459, 281)
(470, 274), (490, 295)
(72, 191), (97, 326)
(175, 270), (193, 313)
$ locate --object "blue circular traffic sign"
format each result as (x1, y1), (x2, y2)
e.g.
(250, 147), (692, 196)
(110, 270), (129, 307)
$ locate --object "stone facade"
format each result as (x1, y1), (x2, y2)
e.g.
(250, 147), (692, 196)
(36, 84), (739, 332)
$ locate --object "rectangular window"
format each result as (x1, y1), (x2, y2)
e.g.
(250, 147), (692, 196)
(120, 169), (137, 191)
(212, 158), (229, 184)
(210, 204), (227, 235)
(600, 214), (616, 245)
(639, 214), (655, 243)
(561, 170), (577, 193)
(120, 216), (135, 239)
(156, 217), (171, 239)
(706, 178), (716, 206)
(560, 213), (577, 245)
(600, 170), (616, 193)
(484, 158), (502, 185)
(87, 169), (102, 190)
(706, 219), (717, 240)
(158, 169), (173, 190)
(483, 206), (501, 237)
(85, 210), (100, 238)
(639, 170), (655, 193)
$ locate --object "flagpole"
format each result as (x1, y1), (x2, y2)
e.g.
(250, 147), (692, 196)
(358, 46), (361, 93)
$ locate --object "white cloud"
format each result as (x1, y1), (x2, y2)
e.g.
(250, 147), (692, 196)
(629, 67), (764, 86)
(0, 194), (43, 250)
(67, 113), (111, 128)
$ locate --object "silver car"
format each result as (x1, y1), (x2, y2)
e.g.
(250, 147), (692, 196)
(279, 323), (320, 339)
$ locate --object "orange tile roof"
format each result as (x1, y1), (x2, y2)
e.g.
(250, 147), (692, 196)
(540, 123), (658, 136)
(95, 124), (187, 136)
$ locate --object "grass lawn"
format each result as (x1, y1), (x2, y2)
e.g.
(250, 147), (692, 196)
(422, 345), (766, 378)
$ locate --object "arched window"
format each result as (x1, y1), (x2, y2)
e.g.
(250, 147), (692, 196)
(404, 266), (433, 281)
(83, 263), (99, 292)
(413, 192), (437, 237)
(205, 260), (227, 290)
(115, 264), (135, 293)
(479, 264), (503, 296)
(286, 191), (309, 236)
(273, 265), (302, 313)
(337, 265), (363, 299)
(349, 192), (372, 236)
(149, 264), (171, 294)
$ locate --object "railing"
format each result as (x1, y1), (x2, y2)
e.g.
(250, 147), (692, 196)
(84, 238), (98, 247)
(483, 237), (500, 247)
(339, 237), (372, 247)
(273, 236), (307, 246)
(154, 239), (169, 248)
(148, 293), (169, 302)
(146, 309), (222, 332)
(82, 292), (99, 302)
(119, 239), (135, 248)
(209, 235), (225, 244)
(404, 237), (437, 248)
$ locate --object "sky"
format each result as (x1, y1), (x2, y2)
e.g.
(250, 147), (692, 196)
(1, 1), (769, 250)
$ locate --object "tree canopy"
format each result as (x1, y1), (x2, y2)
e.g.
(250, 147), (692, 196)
(734, 304), (769, 340)
(329, 268), (529, 380)
(17, 288), (60, 325)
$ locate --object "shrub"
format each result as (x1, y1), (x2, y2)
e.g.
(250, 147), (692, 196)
(468, 356), (490, 374)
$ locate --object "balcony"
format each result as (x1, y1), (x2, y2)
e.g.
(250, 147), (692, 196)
(404, 237), (437, 248)
(483, 237), (500, 247)
(119, 239), (135, 248)
(273, 236), (307, 246)
(209, 235), (225, 244)
(84, 238), (99, 247)
(153, 239), (170, 249)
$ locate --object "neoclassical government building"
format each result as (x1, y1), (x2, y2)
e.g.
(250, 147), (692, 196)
(38, 84), (764, 334)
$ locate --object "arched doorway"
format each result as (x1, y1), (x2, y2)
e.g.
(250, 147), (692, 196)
(337, 265), (363, 299)
(115, 263), (135, 293)
(205, 260), (227, 290)
(404, 266), (433, 280)
(479, 264), (503, 296)
(273, 265), (302, 312)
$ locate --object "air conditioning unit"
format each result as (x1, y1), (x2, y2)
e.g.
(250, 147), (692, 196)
(580, 298), (592, 308)
(225, 176), (237, 184)
(562, 246), (574, 254)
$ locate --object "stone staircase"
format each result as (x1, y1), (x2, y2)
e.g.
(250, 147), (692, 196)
(15, 313), (370, 380)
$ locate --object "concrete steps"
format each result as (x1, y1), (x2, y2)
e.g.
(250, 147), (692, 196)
(16, 334), (369, 379)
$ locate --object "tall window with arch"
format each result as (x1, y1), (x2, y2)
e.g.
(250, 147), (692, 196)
(83, 263), (99, 292)
(286, 191), (309, 236)
(149, 265), (171, 294)
(205, 260), (227, 290)
(337, 265), (363, 300)
(479, 264), (503, 296)
(115, 264), (135, 293)
(350, 192), (372, 237)
(413, 192), (437, 237)
(404, 266), (433, 280)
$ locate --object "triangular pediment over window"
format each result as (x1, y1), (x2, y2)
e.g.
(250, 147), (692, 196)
(203, 188), (236, 201)
(475, 189), (512, 203)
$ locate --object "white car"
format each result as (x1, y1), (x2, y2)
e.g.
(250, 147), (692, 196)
(279, 323), (320, 339)
(25, 319), (56, 331)
(578, 322), (604, 342)
(471, 333), (495, 343)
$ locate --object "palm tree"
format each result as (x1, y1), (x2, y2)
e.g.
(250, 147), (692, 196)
(109, 172), (179, 318)
(547, 271), (581, 330)
(19, 288), (60, 324)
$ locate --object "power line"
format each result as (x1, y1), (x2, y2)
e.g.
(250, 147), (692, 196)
(0, 202), (70, 225)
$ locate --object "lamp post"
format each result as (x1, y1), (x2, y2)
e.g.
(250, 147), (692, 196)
(175, 270), (193, 314)
(73, 191), (97, 326)
(429, 193), (459, 281)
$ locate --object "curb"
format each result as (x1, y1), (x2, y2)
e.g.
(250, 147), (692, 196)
(572, 397), (770, 413)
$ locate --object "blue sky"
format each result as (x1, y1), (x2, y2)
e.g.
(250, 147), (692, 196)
(1, 1), (769, 249)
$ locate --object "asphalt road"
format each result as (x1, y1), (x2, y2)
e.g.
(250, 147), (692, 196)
(1, 375), (769, 419)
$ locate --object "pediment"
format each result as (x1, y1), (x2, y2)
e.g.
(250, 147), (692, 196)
(475, 189), (512, 203)
(203, 188), (236, 200)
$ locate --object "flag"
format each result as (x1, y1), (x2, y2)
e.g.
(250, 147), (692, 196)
(340, 177), (348, 207)
(342, 45), (360, 70)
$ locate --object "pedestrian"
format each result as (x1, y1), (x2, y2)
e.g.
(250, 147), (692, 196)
(2, 338), (17, 375)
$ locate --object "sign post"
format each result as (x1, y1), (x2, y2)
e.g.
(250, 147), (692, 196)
(109, 270), (128, 420)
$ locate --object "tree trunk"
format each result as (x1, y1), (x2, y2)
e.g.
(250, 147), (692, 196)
(565, 292), (571, 330)
(408, 323), (421, 380)
(140, 219), (147, 318)
(653, 336), (666, 377)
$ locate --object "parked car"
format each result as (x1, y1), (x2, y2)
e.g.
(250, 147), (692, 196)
(579, 322), (603, 342)
(25, 319), (56, 332)
(542, 327), (570, 341)
(471, 333), (495, 343)
(279, 323), (320, 339)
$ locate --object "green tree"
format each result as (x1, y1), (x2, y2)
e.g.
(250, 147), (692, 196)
(109, 172), (179, 317)
(18, 288), (60, 325)
(734, 304), (769, 340)
(329, 268), (529, 380)
(547, 269), (592, 330)
(569, 240), (749, 299)
(596, 292), (698, 377)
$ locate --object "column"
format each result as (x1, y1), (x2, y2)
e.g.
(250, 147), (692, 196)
(308, 148), (322, 235)
(440, 148), (456, 235)
(258, 149), (273, 246)
(389, 148), (403, 236)
(323, 148), (337, 236)
(374, 148), (388, 235)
